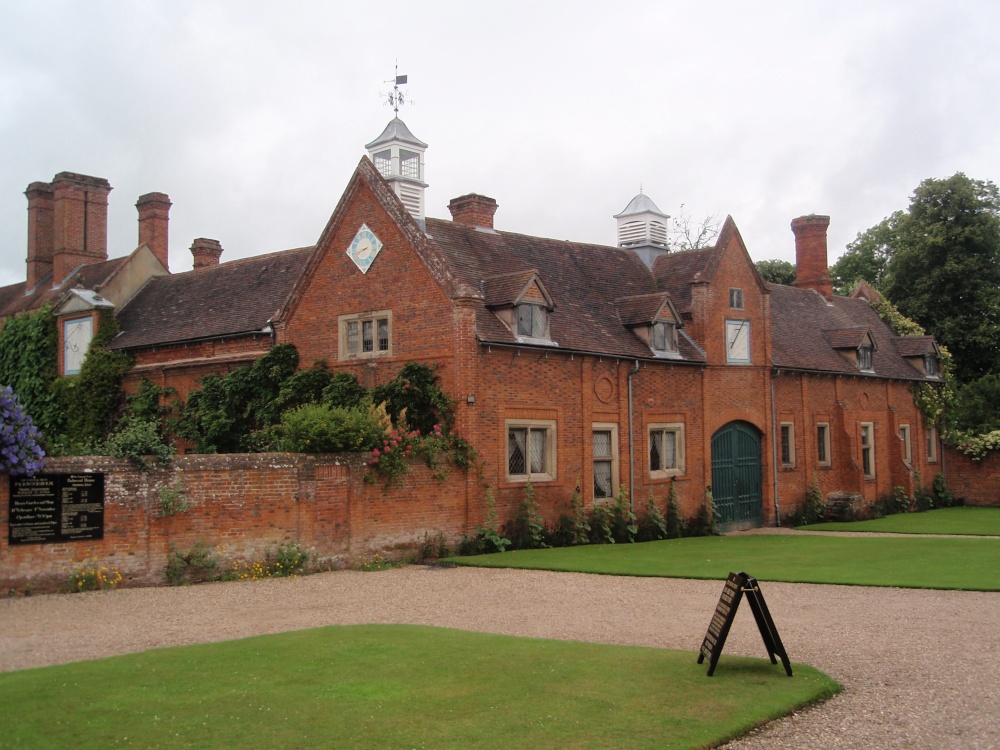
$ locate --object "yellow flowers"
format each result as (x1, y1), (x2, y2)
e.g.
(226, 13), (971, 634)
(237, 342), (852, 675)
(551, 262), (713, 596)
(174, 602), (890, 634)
(65, 557), (123, 592)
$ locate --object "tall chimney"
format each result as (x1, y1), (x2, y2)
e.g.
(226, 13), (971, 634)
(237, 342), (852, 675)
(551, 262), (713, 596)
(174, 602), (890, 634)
(448, 194), (498, 229)
(25, 181), (55, 289)
(791, 214), (832, 300)
(191, 238), (223, 269)
(51, 172), (112, 284)
(136, 192), (172, 271)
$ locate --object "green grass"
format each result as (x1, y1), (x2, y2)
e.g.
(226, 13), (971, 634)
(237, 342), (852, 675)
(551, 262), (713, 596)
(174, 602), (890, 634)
(447, 534), (1000, 590)
(797, 506), (1000, 536)
(0, 625), (837, 750)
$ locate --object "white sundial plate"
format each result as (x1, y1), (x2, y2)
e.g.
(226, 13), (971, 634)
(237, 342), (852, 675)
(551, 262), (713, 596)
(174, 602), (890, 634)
(346, 224), (383, 274)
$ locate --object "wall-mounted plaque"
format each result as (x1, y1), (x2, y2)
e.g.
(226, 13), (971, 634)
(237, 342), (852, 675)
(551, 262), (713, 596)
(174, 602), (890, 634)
(8, 473), (105, 545)
(698, 571), (792, 677)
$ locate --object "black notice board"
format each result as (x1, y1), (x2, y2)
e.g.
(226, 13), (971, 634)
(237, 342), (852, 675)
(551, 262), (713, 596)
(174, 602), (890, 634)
(8, 473), (105, 545)
(697, 571), (792, 677)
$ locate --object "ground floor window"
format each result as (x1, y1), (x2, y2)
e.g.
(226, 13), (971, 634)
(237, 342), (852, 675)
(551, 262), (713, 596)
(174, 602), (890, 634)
(899, 424), (912, 464)
(506, 420), (556, 482)
(649, 423), (685, 478)
(860, 422), (875, 479)
(592, 424), (619, 500)
(817, 422), (831, 466)
(780, 422), (795, 467)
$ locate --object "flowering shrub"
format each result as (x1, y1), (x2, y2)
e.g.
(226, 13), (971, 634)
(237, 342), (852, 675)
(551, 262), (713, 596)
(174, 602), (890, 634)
(366, 423), (484, 486)
(66, 558), (123, 592)
(228, 542), (311, 581)
(0, 385), (46, 476)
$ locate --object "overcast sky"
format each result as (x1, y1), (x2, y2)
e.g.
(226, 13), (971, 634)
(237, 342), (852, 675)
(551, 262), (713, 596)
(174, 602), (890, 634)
(2, 1), (998, 287)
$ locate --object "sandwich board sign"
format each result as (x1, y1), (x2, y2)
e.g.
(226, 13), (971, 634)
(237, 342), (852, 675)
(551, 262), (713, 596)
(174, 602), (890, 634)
(698, 571), (792, 677)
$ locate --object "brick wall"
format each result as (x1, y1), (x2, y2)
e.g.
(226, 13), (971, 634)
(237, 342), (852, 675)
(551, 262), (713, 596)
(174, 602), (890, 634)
(1, 453), (476, 593)
(943, 447), (1000, 506)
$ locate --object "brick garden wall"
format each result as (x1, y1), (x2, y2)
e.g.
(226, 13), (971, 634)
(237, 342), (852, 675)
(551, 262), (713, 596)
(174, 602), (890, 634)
(944, 447), (1000, 506)
(0, 453), (476, 593)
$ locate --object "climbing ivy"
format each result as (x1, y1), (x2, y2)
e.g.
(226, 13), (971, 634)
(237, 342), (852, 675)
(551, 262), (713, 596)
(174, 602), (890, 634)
(0, 305), (62, 437)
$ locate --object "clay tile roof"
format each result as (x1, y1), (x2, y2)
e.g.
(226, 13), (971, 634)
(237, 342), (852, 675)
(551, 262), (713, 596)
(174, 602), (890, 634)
(823, 327), (872, 350)
(651, 248), (714, 313)
(425, 218), (705, 363)
(768, 282), (926, 379)
(895, 336), (937, 357)
(110, 247), (314, 350)
(0, 256), (129, 319)
(615, 293), (673, 326)
(482, 270), (542, 307)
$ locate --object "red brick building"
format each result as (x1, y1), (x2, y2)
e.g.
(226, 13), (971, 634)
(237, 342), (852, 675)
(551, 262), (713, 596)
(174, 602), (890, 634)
(3, 118), (947, 529)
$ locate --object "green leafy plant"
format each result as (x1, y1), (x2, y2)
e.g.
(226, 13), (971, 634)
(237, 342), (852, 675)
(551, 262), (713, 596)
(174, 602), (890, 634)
(158, 482), (189, 517)
(611, 486), (637, 543)
(355, 551), (398, 572)
(277, 402), (385, 453)
(370, 362), (455, 435)
(101, 416), (174, 470)
(933, 472), (958, 507)
(566, 480), (591, 545)
(0, 305), (62, 439)
(509, 479), (547, 549)
(165, 541), (220, 585)
(687, 487), (719, 537)
(665, 479), (685, 539)
(638, 492), (668, 541)
(475, 486), (510, 553)
(589, 501), (616, 544)
(228, 541), (312, 580)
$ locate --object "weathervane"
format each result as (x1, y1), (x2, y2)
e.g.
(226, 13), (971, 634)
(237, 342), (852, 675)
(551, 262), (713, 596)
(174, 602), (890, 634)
(384, 61), (411, 115)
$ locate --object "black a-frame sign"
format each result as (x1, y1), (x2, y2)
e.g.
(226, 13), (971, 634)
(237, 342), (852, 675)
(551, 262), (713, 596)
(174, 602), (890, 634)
(697, 572), (793, 677)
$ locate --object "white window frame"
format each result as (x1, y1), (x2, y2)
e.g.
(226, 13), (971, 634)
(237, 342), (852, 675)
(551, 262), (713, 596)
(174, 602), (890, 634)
(592, 423), (619, 502)
(816, 422), (831, 467)
(725, 320), (751, 364)
(899, 424), (912, 465)
(780, 422), (796, 467)
(926, 425), (939, 463)
(338, 310), (392, 360)
(860, 422), (875, 480)
(648, 422), (685, 479)
(506, 419), (557, 483)
(63, 316), (94, 376)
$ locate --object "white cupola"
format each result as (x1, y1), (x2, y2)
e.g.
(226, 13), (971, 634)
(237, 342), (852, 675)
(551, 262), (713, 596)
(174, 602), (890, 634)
(614, 192), (670, 269)
(366, 117), (428, 223)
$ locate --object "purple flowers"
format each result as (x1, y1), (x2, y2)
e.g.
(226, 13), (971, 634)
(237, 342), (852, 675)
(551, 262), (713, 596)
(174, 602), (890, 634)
(0, 386), (46, 477)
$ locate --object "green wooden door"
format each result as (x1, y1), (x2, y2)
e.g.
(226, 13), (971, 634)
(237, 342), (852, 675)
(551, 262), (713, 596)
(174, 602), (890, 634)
(711, 422), (763, 530)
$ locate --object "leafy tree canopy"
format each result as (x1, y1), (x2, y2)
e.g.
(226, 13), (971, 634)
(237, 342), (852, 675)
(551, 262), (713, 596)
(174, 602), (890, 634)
(754, 259), (796, 286)
(835, 173), (1000, 383)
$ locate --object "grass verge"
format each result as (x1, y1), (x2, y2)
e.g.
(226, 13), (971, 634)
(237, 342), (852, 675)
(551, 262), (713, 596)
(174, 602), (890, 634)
(446, 534), (1000, 591)
(797, 506), (1000, 536)
(0, 624), (838, 750)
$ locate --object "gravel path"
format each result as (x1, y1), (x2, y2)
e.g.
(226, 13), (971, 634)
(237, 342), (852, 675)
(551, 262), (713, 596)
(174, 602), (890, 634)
(1, 559), (998, 748)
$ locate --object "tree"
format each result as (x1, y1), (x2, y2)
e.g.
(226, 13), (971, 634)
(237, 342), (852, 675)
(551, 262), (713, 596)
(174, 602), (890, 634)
(754, 259), (796, 285)
(830, 210), (906, 295)
(670, 205), (721, 251)
(881, 174), (1000, 383)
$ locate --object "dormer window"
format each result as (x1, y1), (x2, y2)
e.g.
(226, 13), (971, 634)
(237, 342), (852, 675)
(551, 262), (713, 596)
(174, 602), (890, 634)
(652, 321), (677, 353)
(516, 303), (548, 339)
(858, 344), (873, 371)
(923, 354), (938, 377)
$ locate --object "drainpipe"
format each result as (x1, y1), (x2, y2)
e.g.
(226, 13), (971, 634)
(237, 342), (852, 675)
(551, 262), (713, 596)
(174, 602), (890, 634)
(770, 371), (782, 526)
(627, 359), (640, 513)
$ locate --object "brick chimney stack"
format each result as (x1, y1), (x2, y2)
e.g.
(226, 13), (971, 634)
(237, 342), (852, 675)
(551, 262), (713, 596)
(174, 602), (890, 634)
(191, 238), (223, 269)
(791, 214), (833, 300)
(25, 181), (55, 289)
(448, 194), (498, 229)
(51, 172), (112, 284)
(136, 192), (172, 271)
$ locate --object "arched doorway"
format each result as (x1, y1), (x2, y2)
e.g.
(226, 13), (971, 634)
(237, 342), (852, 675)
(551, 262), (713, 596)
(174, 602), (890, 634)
(711, 421), (763, 530)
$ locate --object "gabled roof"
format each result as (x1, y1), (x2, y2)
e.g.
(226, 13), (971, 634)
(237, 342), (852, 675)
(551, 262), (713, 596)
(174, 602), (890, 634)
(652, 247), (713, 314)
(895, 336), (938, 358)
(425, 219), (706, 363)
(0, 256), (130, 319)
(482, 270), (554, 308)
(109, 247), (313, 350)
(615, 293), (681, 327)
(823, 327), (875, 350)
(769, 283), (929, 379)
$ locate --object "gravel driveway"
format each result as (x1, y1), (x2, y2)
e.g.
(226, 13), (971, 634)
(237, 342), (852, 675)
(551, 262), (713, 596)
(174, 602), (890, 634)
(1, 557), (998, 748)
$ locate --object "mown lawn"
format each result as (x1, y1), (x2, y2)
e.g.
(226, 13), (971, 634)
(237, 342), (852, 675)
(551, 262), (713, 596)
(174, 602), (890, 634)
(797, 506), (1000, 536)
(447, 534), (1000, 590)
(0, 624), (838, 750)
